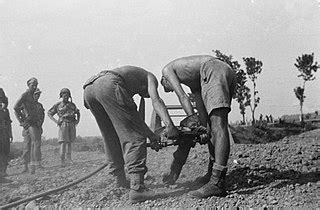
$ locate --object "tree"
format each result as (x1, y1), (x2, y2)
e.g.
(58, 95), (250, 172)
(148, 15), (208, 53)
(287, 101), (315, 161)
(213, 50), (250, 124)
(243, 57), (263, 125)
(294, 53), (319, 123)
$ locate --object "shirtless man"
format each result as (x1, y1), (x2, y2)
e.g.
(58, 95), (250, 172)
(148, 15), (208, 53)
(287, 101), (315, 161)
(161, 55), (236, 198)
(83, 66), (179, 203)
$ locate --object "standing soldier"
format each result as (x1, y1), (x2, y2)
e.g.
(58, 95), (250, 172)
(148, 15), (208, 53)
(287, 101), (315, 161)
(34, 88), (45, 167)
(21, 88), (45, 172)
(0, 89), (13, 182)
(48, 88), (80, 167)
(14, 78), (42, 174)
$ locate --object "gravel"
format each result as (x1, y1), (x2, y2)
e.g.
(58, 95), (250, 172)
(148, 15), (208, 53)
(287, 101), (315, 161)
(0, 128), (319, 208)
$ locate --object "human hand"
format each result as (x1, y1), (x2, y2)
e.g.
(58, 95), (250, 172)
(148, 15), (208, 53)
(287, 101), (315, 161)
(57, 119), (63, 126)
(180, 113), (200, 129)
(193, 125), (210, 145)
(165, 124), (180, 139)
(149, 135), (162, 152)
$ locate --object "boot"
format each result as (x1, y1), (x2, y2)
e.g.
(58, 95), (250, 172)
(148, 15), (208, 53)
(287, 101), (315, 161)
(21, 164), (29, 173)
(193, 158), (214, 187)
(188, 163), (227, 198)
(129, 173), (155, 203)
(162, 159), (183, 185)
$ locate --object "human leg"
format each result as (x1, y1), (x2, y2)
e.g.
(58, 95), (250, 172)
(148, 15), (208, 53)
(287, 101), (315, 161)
(189, 60), (235, 198)
(189, 108), (230, 198)
(91, 74), (153, 202)
(21, 129), (31, 173)
(162, 143), (192, 185)
(84, 84), (128, 187)
(60, 142), (66, 167)
(28, 126), (41, 174)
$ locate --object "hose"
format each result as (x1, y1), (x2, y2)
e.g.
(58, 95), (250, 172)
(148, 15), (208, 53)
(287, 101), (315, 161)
(0, 162), (108, 209)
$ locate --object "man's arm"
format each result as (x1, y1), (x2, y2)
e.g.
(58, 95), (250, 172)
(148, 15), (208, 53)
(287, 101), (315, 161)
(147, 73), (180, 138)
(47, 104), (59, 125)
(162, 67), (195, 115)
(13, 94), (25, 123)
(147, 73), (175, 128)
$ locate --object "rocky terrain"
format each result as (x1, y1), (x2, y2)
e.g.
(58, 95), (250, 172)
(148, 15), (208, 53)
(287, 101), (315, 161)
(0, 128), (319, 208)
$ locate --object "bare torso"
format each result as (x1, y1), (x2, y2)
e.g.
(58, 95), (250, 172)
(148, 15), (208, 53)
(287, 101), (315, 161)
(164, 55), (214, 91)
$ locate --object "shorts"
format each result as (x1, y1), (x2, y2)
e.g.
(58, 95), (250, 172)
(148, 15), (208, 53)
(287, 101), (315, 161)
(200, 58), (236, 115)
(58, 122), (76, 143)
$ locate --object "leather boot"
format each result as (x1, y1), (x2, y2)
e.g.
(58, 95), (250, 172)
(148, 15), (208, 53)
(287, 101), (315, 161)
(188, 163), (227, 198)
(162, 159), (183, 185)
(193, 157), (214, 187)
(129, 173), (155, 203)
(21, 164), (29, 173)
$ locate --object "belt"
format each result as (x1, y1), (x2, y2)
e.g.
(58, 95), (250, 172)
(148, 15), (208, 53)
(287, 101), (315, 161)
(83, 70), (124, 89)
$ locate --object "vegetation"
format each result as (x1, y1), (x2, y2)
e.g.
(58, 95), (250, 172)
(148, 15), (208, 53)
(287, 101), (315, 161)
(243, 57), (263, 125)
(213, 50), (250, 124)
(293, 53), (319, 124)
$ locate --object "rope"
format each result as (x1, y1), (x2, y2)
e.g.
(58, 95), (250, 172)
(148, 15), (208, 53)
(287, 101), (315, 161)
(0, 162), (108, 209)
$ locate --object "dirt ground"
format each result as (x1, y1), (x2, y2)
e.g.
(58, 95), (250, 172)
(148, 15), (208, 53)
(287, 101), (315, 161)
(0, 127), (319, 208)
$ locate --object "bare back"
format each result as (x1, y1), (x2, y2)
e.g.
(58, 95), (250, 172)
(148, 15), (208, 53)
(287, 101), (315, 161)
(163, 55), (213, 91)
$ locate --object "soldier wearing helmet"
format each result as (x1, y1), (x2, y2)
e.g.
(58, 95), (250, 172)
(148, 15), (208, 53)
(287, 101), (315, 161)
(48, 88), (80, 167)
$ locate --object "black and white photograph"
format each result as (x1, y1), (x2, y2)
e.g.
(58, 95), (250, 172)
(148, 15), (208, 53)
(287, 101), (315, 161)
(0, 0), (319, 208)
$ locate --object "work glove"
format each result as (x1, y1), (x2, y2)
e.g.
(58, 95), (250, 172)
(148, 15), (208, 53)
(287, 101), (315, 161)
(149, 135), (162, 152)
(180, 113), (200, 129)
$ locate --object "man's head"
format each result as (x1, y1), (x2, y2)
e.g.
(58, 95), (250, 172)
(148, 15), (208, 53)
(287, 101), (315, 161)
(160, 76), (173, 93)
(27, 77), (38, 92)
(60, 88), (71, 102)
(34, 88), (42, 101)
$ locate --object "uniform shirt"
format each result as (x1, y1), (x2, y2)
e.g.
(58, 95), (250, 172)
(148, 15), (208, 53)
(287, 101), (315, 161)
(48, 101), (79, 123)
(14, 90), (39, 125)
(35, 101), (45, 127)
(0, 108), (12, 131)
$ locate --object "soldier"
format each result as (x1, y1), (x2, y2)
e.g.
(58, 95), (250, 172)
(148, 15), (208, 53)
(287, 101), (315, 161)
(48, 88), (80, 167)
(21, 88), (45, 172)
(34, 88), (45, 167)
(160, 55), (236, 198)
(83, 66), (179, 203)
(14, 78), (42, 174)
(0, 89), (13, 182)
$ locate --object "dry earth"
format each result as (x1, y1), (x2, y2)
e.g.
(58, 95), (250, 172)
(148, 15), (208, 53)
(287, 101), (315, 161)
(1, 128), (319, 208)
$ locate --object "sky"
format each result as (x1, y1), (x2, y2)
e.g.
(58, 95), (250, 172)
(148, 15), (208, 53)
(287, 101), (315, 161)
(1, 0), (320, 141)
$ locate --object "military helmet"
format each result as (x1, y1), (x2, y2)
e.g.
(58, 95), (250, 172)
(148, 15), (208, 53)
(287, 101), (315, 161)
(59, 88), (71, 98)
